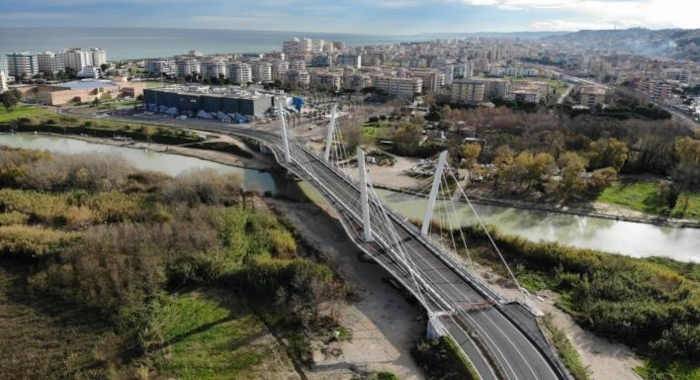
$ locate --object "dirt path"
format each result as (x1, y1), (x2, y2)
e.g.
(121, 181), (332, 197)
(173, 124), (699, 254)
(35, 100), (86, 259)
(267, 196), (425, 380)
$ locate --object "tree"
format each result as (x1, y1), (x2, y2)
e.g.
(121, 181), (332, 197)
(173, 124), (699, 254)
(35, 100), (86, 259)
(589, 138), (629, 172)
(674, 137), (700, 191)
(460, 143), (481, 168)
(0, 88), (21, 111)
(558, 151), (588, 198)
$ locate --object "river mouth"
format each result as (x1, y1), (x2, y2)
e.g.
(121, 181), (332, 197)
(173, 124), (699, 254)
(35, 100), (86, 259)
(1, 132), (698, 263)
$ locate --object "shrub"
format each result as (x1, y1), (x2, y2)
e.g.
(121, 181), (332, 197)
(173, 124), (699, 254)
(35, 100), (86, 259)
(0, 225), (78, 259)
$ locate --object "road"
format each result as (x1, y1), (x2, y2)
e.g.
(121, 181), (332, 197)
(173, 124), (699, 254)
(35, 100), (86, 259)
(173, 119), (568, 380)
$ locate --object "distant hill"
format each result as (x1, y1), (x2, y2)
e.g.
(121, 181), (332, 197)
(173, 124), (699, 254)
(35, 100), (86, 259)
(543, 28), (700, 61)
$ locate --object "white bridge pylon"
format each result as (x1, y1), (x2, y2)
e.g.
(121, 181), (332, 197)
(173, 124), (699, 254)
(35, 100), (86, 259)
(323, 104), (338, 162)
(357, 148), (373, 242)
(277, 98), (291, 163)
(421, 150), (449, 237)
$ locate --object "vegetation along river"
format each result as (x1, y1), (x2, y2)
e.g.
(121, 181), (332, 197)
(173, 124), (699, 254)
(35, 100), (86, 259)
(2, 133), (697, 263)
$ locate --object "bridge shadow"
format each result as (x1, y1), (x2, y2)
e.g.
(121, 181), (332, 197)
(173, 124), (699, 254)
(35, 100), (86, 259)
(269, 193), (427, 377)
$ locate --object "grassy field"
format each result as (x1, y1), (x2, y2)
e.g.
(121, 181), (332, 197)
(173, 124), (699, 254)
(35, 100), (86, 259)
(0, 105), (56, 123)
(597, 180), (700, 220)
(151, 291), (295, 380)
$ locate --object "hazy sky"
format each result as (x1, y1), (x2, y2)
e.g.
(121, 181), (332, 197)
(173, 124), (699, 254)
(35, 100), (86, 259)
(1, 0), (699, 34)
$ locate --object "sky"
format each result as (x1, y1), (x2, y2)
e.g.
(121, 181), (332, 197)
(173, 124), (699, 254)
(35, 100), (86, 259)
(1, 0), (699, 35)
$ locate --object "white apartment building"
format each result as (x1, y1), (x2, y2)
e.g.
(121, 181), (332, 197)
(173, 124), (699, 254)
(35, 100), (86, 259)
(63, 48), (92, 72)
(6, 52), (39, 78)
(228, 62), (252, 84)
(89, 48), (107, 68)
(37, 51), (65, 75)
(252, 61), (272, 82)
(271, 60), (289, 82)
(203, 60), (228, 80)
(145, 59), (176, 76)
(176, 59), (201, 77)
(371, 76), (422, 97)
(579, 86), (606, 108)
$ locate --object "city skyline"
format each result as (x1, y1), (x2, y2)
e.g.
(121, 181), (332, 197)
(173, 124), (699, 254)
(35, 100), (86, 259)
(1, 0), (699, 35)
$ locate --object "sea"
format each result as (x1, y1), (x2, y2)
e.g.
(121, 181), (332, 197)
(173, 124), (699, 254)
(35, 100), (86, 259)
(0, 27), (428, 60)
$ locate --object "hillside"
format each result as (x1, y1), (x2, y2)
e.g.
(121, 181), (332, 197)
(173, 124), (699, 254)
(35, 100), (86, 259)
(543, 28), (700, 61)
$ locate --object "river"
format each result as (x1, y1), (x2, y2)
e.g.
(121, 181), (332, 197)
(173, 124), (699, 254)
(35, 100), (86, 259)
(1, 133), (698, 263)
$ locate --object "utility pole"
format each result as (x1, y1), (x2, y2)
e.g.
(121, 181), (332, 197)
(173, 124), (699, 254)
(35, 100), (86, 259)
(323, 103), (338, 162)
(421, 150), (448, 237)
(357, 148), (373, 242)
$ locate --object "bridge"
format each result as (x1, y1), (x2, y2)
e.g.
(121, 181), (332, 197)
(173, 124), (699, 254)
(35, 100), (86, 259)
(197, 103), (571, 380)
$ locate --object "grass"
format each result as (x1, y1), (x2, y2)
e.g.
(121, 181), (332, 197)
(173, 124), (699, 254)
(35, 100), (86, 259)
(0, 265), (114, 379)
(672, 192), (700, 220)
(597, 181), (662, 213)
(152, 290), (295, 380)
(541, 314), (591, 380)
(0, 105), (56, 123)
(597, 180), (700, 220)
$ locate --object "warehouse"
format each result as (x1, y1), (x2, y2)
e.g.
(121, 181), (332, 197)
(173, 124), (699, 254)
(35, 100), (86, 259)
(144, 85), (274, 118)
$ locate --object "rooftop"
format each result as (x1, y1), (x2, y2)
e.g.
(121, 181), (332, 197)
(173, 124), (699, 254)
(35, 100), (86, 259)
(59, 79), (118, 90)
(147, 85), (275, 100)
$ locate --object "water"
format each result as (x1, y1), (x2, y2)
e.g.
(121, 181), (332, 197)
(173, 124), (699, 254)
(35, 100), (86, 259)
(0, 134), (276, 194)
(1, 133), (697, 262)
(0, 27), (426, 60)
(376, 189), (700, 263)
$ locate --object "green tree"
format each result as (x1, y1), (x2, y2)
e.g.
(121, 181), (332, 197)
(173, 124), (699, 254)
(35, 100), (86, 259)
(674, 137), (700, 190)
(0, 88), (21, 111)
(589, 138), (629, 171)
(558, 151), (588, 198)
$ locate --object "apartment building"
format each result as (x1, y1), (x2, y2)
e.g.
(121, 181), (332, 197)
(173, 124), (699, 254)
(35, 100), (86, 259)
(203, 60), (228, 80)
(579, 85), (606, 108)
(372, 75), (422, 97)
(251, 61), (272, 82)
(311, 71), (342, 91)
(6, 52), (39, 78)
(228, 62), (252, 84)
(63, 48), (92, 72)
(89, 48), (107, 68)
(37, 51), (65, 75)
(411, 68), (444, 93)
(451, 79), (486, 103)
(337, 54), (362, 69)
(271, 60), (289, 82)
(145, 59), (176, 76)
(343, 68), (372, 91)
(639, 79), (672, 101)
(176, 59), (201, 77)
(286, 69), (311, 89)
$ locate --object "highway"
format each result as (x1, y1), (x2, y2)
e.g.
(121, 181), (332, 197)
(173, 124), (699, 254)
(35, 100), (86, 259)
(199, 123), (569, 380)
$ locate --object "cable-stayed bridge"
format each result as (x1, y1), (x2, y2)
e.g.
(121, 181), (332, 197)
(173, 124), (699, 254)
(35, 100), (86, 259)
(211, 103), (571, 380)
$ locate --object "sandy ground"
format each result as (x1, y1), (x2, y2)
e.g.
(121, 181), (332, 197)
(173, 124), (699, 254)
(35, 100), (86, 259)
(466, 259), (643, 380)
(267, 197), (425, 380)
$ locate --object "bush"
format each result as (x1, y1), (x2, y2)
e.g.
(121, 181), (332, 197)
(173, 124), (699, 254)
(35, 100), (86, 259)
(0, 225), (78, 259)
(412, 336), (479, 380)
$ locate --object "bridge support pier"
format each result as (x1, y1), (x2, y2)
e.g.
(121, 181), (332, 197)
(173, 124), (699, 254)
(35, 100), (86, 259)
(277, 99), (291, 163)
(323, 104), (338, 162)
(427, 312), (449, 339)
(421, 150), (448, 237)
(357, 148), (373, 242)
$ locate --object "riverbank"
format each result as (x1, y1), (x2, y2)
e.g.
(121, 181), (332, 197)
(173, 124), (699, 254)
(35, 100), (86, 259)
(370, 182), (700, 229)
(1, 131), (273, 172)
